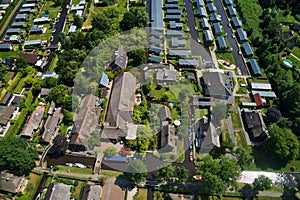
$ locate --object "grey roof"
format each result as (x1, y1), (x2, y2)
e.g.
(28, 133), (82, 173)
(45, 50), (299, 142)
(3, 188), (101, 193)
(6, 28), (21, 34)
(10, 95), (23, 106)
(232, 16), (242, 28)
(149, 37), (163, 46)
(151, 0), (163, 29)
(192, 95), (214, 107)
(149, 45), (163, 54)
(110, 47), (128, 69)
(227, 6), (237, 16)
(40, 88), (51, 97)
(48, 101), (55, 115)
(29, 25), (43, 34)
(19, 8), (34, 13)
(170, 37), (186, 47)
(242, 110), (266, 141)
(165, 14), (181, 21)
(68, 24), (77, 33)
(149, 55), (163, 63)
(166, 9), (182, 15)
(210, 13), (221, 22)
(82, 184), (102, 200)
(166, 0), (178, 3)
(44, 182), (71, 200)
(213, 23), (223, 35)
(156, 64), (177, 82)
(197, 7), (207, 17)
(33, 17), (50, 23)
(201, 72), (232, 101)
(160, 124), (177, 152)
(201, 17), (210, 29)
(15, 14), (27, 20)
(105, 72), (136, 136)
(199, 122), (220, 154)
(150, 30), (163, 38)
(194, 0), (204, 7)
(204, 30), (213, 42)
(166, 30), (184, 37)
(0, 172), (25, 193)
(11, 21), (26, 27)
(224, 0), (233, 5)
(4, 35), (20, 42)
(217, 36), (227, 49)
(0, 106), (15, 125)
(169, 49), (190, 57)
(179, 59), (199, 68)
(251, 90), (276, 98)
(164, 3), (179, 9)
(248, 58), (261, 76)
(169, 21), (183, 29)
(1, 92), (12, 105)
(242, 42), (254, 56)
(207, 3), (217, 13)
(24, 39), (42, 46)
(250, 82), (272, 90)
(42, 115), (62, 143)
(71, 94), (99, 147)
(158, 105), (172, 121)
(21, 106), (44, 137)
(0, 43), (13, 50)
(70, 5), (84, 11)
(22, 3), (35, 8)
(99, 72), (109, 87)
(237, 28), (248, 42)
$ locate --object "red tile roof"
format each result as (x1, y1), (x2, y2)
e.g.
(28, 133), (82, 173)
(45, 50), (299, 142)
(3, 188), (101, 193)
(19, 52), (38, 64)
(253, 93), (263, 107)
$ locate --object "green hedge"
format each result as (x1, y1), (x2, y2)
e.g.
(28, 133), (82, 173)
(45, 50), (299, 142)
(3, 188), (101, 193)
(6, 72), (22, 92)
(5, 108), (29, 138)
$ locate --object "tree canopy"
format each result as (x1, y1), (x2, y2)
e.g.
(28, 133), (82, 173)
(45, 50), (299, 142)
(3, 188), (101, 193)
(253, 175), (272, 191)
(156, 165), (175, 182)
(0, 137), (38, 175)
(48, 135), (68, 157)
(46, 84), (69, 105)
(235, 148), (253, 170)
(120, 9), (148, 31)
(265, 107), (282, 124)
(104, 146), (117, 157)
(124, 160), (147, 184)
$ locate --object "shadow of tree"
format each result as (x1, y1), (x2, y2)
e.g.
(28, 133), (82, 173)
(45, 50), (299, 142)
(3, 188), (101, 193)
(239, 184), (258, 199)
(114, 174), (135, 190)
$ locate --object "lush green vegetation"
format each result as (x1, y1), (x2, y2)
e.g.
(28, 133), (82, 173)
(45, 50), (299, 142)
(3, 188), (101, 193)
(21, 172), (43, 200)
(56, 165), (93, 174)
(230, 112), (243, 128)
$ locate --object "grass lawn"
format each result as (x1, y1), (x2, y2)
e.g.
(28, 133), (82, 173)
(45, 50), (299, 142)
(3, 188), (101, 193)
(23, 172), (43, 200)
(0, 51), (19, 60)
(13, 77), (26, 94)
(72, 0), (81, 5)
(236, 86), (248, 94)
(230, 112), (242, 128)
(216, 51), (235, 65)
(28, 24), (53, 42)
(150, 84), (178, 102)
(100, 169), (123, 178)
(234, 130), (248, 149)
(40, 0), (60, 18)
(48, 53), (58, 71)
(194, 108), (208, 118)
(71, 181), (86, 199)
(176, 139), (184, 162)
(169, 83), (194, 99)
(3, 72), (15, 83)
(134, 188), (148, 200)
(257, 197), (281, 200)
(276, 10), (300, 24)
(57, 165), (93, 174)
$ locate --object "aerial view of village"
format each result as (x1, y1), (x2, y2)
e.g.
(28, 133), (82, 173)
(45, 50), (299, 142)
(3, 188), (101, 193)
(0, 0), (300, 199)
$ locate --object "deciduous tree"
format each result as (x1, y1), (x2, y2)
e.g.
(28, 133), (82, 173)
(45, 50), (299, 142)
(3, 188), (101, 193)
(124, 160), (147, 184)
(253, 175), (272, 191)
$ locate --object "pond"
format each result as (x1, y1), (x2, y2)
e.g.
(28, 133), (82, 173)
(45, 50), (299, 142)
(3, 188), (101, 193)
(283, 59), (293, 68)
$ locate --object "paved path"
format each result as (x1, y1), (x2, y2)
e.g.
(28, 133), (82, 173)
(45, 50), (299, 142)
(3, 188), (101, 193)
(290, 53), (300, 61)
(226, 117), (237, 148)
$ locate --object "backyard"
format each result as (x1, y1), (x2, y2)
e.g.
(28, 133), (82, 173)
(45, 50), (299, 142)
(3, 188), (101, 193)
(56, 165), (93, 174)
(230, 112), (243, 128)
(22, 172), (43, 199)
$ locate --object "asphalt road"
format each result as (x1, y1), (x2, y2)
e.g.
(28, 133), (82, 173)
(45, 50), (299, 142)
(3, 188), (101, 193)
(183, 0), (213, 64)
(214, 0), (250, 76)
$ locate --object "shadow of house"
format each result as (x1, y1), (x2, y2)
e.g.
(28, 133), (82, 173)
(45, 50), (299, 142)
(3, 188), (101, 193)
(82, 183), (102, 200)
(241, 109), (268, 143)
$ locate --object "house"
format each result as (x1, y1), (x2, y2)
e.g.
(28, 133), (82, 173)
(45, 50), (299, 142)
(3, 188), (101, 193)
(70, 5), (85, 12)
(207, 3), (216, 13)
(232, 16), (242, 28)
(251, 90), (277, 98)
(76, 10), (83, 18)
(165, 14), (181, 21)
(22, 3), (35, 8)
(98, 72), (109, 88)
(33, 17), (50, 24)
(253, 93), (264, 107)
(156, 64), (177, 83)
(69, 94), (100, 151)
(160, 124), (178, 153)
(242, 42), (254, 57)
(224, 0), (233, 6)
(150, 30), (163, 38)
(68, 24), (77, 34)
(217, 36), (227, 49)
(44, 182), (71, 200)
(0, 106), (15, 134)
(201, 72), (233, 103)
(24, 39), (42, 47)
(149, 38), (163, 46)
(149, 46), (163, 55)
(41, 71), (59, 79)
(179, 59), (199, 68)
(48, 101), (55, 115)
(192, 95), (214, 107)
(164, 3), (179, 9)
(166, 9), (182, 15)
(109, 47), (128, 71)
(196, 7), (207, 18)
(213, 22), (223, 36)
(29, 25), (43, 34)
(227, 5), (237, 16)
(210, 13), (221, 22)
(0, 172), (27, 193)
(1, 91), (12, 106)
(0, 43), (13, 51)
(15, 13), (27, 21)
(241, 110), (267, 142)
(19, 52), (38, 65)
(170, 37), (186, 47)
(6, 28), (22, 35)
(169, 21), (183, 29)
(148, 55), (163, 63)
(11, 21), (27, 28)
(194, 0), (204, 7)
(166, 30), (184, 37)
(19, 8), (34, 13)
(103, 72), (137, 140)
(166, 0), (178, 3)
(159, 105), (172, 123)
(168, 49), (190, 57)
(201, 17), (210, 30)
(82, 184), (102, 200)
(248, 58), (261, 76)
(250, 82), (272, 90)
(4, 35), (21, 43)
(21, 105), (44, 138)
(236, 28), (248, 42)
(10, 95), (23, 107)
(151, 0), (163, 30)
(39, 88), (51, 98)
(41, 108), (63, 143)
(203, 30), (213, 44)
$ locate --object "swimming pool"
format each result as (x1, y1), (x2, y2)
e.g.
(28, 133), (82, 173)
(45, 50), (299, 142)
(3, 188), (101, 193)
(283, 59), (293, 68)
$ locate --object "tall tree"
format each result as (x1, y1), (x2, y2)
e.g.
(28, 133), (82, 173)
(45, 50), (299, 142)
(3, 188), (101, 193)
(124, 160), (147, 184)
(46, 84), (69, 105)
(265, 107), (282, 123)
(175, 166), (189, 183)
(48, 135), (68, 157)
(253, 175), (272, 191)
(120, 9), (148, 31)
(235, 148), (253, 170)
(157, 165), (175, 182)
(0, 137), (38, 175)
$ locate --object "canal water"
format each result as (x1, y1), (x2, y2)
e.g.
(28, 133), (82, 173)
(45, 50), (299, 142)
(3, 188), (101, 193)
(45, 154), (96, 168)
